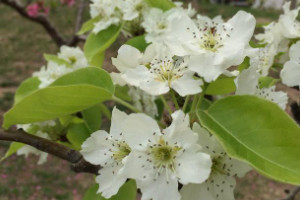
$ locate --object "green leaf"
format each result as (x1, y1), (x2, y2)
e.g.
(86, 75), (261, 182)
(154, 98), (164, 120)
(89, 51), (105, 68)
(238, 56), (250, 71)
(144, 0), (176, 11)
(77, 16), (101, 35)
(1, 142), (25, 162)
(206, 76), (236, 95)
(14, 77), (40, 104)
(83, 184), (103, 200)
(82, 105), (102, 132)
(67, 122), (91, 150)
(197, 95), (300, 185)
(249, 40), (266, 48)
(50, 67), (114, 92)
(84, 25), (122, 63)
(3, 67), (114, 129)
(44, 54), (71, 67)
(126, 35), (149, 51)
(259, 77), (279, 88)
(83, 180), (137, 200)
(115, 85), (132, 102)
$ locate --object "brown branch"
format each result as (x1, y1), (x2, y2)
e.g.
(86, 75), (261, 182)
(68, 0), (86, 46)
(0, 129), (101, 175)
(281, 187), (300, 200)
(0, 0), (85, 47)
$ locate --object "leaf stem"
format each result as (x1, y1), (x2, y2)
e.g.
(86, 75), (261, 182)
(160, 95), (172, 115)
(196, 83), (209, 110)
(170, 90), (180, 110)
(183, 95), (190, 113)
(112, 96), (141, 113)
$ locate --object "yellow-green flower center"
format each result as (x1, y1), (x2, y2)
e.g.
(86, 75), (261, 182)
(112, 143), (131, 162)
(151, 138), (181, 170)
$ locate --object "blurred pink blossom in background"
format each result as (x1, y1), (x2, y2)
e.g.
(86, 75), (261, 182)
(26, 2), (50, 17)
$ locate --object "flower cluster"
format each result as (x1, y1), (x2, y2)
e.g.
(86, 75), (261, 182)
(33, 46), (88, 88)
(89, 0), (148, 34)
(81, 108), (250, 200)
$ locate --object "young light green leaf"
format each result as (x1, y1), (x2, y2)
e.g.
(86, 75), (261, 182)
(89, 51), (105, 68)
(126, 35), (149, 51)
(67, 122), (92, 150)
(83, 184), (103, 200)
(77, 16), (101, 35)
(82, 104), (102, 132)
(259, 77), (279, 88)
(0, 142), (25, 162)
(197, 95), (300, 185)
(44, 54), (72, 67)
(205, 76), (236, 95)
(3, 68), (114, 129)
(144, 0), (176, 11)
(14, 77), (40, 104)
(84, 25), (122, 63)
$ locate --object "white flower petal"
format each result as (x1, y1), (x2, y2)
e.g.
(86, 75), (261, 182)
(234, 66), (259, 95)
(171, 72), (203, 96)
(164, 110), (198, 148)
(289, 41), (300, 60)
(227, 11), (256, 45)
(140, 79), (170, 96)
(80, 130), (113, 165)
(122, 65), (150, 87)
(123, 113), (161, 149)
(176, 146), (212, 184)
(189, 54), (225, 82)
(138, 174), (180, 200)
(281, 60), (300, 87)
(110, 107), (128, 138)
(181, 175), (236, 200)
(96, 164), (127, 198)
(112, 45), (142, 72)
(110, 72), (127, 86)
(121, 151), (153, 180)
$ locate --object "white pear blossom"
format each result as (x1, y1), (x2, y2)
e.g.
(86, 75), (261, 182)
(235, 67), (288, 110)
(128, 87), (158, 118)
(16, 120), (56, 165)
(33, 46), (88, 88)
(181, 124), (251, 200)
(174, 2), (196, 17)
(90, 0), (147, 34)
(249, 44), (277, 76)
(167, 11), (256, 82)
(81, 108), (131, 198)
(255, 22), (282, 45)
(90, 0), (121, 33)
(111, 44), (156, 86)
(113, 44), (203, 96)
(278, 2), (300, 39)
(122, 111), (212, 200)
(33, 61), (73, 88)
(281, 41), (300, 88)
(57, 46), (88, 69)
(120, 0), (148, 21)
(142, 7), (193, 44)
(124, 56), (203, 96)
